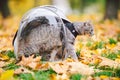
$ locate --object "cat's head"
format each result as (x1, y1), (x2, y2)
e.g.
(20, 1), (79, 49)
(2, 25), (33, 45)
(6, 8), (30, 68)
(73, 21), (94, 36)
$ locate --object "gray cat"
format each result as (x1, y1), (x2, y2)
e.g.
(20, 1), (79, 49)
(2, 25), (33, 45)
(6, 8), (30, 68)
(13, 6), (94, 61)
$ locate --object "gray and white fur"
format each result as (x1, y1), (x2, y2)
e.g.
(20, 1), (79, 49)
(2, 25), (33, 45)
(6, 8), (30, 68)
(13, 16), (94, 61)
(13, 6), (94, 61)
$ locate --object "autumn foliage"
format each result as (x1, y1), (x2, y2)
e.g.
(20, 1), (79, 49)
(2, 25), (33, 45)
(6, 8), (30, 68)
(0, 13), (120, 80)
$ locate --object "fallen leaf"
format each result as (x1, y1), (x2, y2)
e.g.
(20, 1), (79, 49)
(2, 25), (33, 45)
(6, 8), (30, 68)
(56, 73), (69, 80)
(115, 58), (120, 63)
(49, 61), (94, 75)
(50, 74), (57, 80)
(0, 53), (9, 61)
(0, 68), (4, 74)
(66, 62), (94, 75)
(14, 67), (33, 74)
(49, 62), (67, 74)
(0, 70), (14, 80)
(98, 56), (120, 68)
(100, 75), (108, 79)
(0, 61), (6, 67)
(17, 55), (42, 70)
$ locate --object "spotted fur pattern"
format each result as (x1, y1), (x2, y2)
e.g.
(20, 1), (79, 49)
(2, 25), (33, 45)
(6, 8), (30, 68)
(14, 16), (94, 61)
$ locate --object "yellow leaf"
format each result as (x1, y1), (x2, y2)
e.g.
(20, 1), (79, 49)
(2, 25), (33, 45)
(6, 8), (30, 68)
(0, 70), (14, 80)
(50, 74), (57, 80)
(0, 68), (4, 74)
(106, 44), (116, 49)
(75, 42), (83, 51)
(115, 58), (120, 63)
(65, 58), (74, 62)
(0, 53), (9, 61)
(112, 77), (120, 80)
(117, 55), (120, 58)
(100, 75), (108, 79)
(94, 58), (102, 64)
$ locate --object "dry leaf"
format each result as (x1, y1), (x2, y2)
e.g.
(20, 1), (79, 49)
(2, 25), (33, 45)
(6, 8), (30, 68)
(49, 62), (67, 74)
(98, 56), (120, 68)
(37, 62), (49, 70)
(17, 55), (42, 70)
(14, 67), (32, 74)
(49, 61), (94, 75)
(0, 53), (9, 61)
(50, 74), (57, 80)
(0, 68), (4, 74)
(66, 62), (94, 75)
(56, 73), (69, 80)
(0, 61), (6, 68)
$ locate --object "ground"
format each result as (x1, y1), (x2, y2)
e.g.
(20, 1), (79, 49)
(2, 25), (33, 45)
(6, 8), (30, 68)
(0, 14), (120, 80)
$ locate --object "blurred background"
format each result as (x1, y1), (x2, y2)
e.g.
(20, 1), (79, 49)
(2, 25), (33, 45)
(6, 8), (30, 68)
(0, 0), (120, 21)
(0, 0), (120, 50)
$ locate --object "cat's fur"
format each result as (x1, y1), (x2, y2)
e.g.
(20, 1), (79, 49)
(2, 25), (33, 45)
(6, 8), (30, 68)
(13, 16), (94, 61)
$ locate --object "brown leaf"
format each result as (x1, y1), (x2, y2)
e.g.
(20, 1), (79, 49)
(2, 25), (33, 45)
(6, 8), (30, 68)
(0, 68), (4, 74)
(0, 53), (9, 61)
(14, 67), (33, 74)
(37, 63), (49, 70)
(66, 62), (94, 75)
(98, 56), (120, 68)
(49, 61), (94, 75)
(0, 61), (6, 68)
(17, 55), (42, 70)
(49, 62), (66, 74)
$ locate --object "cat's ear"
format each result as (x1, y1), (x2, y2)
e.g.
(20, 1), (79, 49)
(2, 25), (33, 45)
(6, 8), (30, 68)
(86, 20), (91, 23)
(84, 20), (92, 26)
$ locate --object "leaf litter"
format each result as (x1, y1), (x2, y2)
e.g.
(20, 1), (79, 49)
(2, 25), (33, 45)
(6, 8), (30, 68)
(0, 15), (120, 80)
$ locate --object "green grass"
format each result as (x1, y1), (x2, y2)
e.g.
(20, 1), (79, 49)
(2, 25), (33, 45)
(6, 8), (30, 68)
(95, 41), (105, 49)
(76, 49), (81, 57)
(86, 41), (92, 47)
(93, 71), (113, 77)
(34, 69), (56, 80)
(3, 63), (20, 70)
(109, 38), (117, 44)
(19, 73), (34, 80)
(97, 66), (114, 71)
(101, 51), (118, 60)
(93, 68), (120, 78)
(70, 74), (83, 80)
(117, 34), (120, 41)
(34, 71), (50, 80)
(87, 41), (105, 50)
(16, 69), (56, 80)
(6, 50), (15, 58)
(114, 68), (120, 78)
(93, 64), (120, 78)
